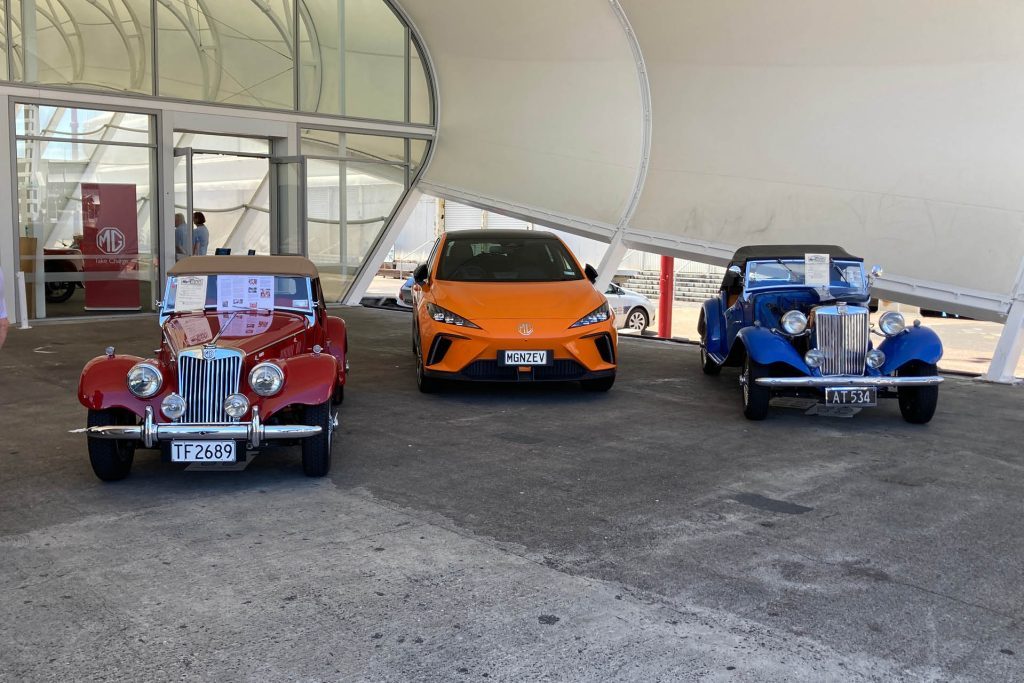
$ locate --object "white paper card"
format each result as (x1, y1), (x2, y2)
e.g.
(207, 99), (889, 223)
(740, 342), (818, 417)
(174, 275), (208, 312)
(804, 253), (830, 287)
(216, 275), (275, 311)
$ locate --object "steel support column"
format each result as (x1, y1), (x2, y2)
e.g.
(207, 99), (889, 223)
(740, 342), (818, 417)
(342, 187), (423, 305)
(595, 234), (627, 292)
(658, 255), (673, 338)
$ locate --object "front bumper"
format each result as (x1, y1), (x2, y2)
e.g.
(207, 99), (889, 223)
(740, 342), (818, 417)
(73, 406), (320, 448)
(755, 375), (943, 388)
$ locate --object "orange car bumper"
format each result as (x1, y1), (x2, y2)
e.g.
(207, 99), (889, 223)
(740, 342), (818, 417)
(419, 317), (617, 381)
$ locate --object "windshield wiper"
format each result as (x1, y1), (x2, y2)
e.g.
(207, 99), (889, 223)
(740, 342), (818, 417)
(774, 259), (798, 279)
(830, 262), (851, 286)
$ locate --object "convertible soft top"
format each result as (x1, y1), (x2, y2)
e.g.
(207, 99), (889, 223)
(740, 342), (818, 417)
(169, 255), (319, 279)
(729, 244), (861, 265)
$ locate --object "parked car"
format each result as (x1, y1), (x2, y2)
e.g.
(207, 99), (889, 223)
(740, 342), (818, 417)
(397, 275), (415, 308)
(412, 229), (617, 392)
(44, 238), (85, 303)
(605, 282), (655, 333)
(75, 255), (348, 480)
(698, 245), (943, 422)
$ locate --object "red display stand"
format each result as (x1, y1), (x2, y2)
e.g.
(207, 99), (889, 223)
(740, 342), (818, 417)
(80, 183), (141, 311)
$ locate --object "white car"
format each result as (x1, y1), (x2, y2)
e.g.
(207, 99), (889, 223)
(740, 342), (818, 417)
(605, 282), (656, 333)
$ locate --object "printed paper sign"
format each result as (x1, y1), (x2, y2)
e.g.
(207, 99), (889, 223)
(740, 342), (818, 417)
(177, 316), (213, 345)
(218, 312), (273, 337)
(216, 275), (274, 311)
(804, 253), (830, 287)
(174, 275), (208, 312)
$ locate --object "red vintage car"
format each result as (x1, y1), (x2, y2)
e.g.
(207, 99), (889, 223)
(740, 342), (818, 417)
(75, 256), (348, 480)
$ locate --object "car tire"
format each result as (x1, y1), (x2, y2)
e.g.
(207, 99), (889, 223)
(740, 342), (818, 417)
(742, 356), (771, 420)
(331, 384), (345, 405)
(625, 307), (649, 333)
(700, 344), (721, 376)
(301, 400), (334, 477)
(897, 362), (939, 424)
(415, 339), (441, 394)
(87, 408), (136, 481)
(581, 374), (616, 392)
(45, 281), (76, 303)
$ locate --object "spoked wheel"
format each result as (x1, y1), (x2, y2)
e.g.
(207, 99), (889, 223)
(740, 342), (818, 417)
(626, 308), (649, 333)
(87, 409), (137, 481)
(301, 400), (335, 477)
(45, 281), (76, 303)
(897, 362), (939, 424)
(700, 344), (721, 375)
(741, 356), (771, 420)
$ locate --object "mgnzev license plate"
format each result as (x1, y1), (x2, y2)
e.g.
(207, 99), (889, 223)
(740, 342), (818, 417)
(824, 387), (877, 406)
(500, 350), (549, 366)
(170, 441), (237, 462)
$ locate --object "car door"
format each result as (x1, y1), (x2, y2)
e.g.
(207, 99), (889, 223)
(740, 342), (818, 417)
(604, 284), (628, 328)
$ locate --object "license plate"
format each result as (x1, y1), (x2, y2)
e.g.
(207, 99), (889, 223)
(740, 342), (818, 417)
(170, 441), (237, 462)
(500, 350), (549, 366)
(824, 387), (877, 406)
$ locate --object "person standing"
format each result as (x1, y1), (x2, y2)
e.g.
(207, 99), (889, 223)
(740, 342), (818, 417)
(0, 265), (9, 350)
(192, 211), (210, 256)
(174, 212), (189, 262)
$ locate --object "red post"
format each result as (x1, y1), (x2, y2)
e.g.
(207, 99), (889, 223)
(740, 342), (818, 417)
(658, 255), (674, 338)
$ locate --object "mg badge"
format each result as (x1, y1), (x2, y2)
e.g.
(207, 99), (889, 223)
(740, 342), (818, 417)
(203, 346), (217, 360)
(837, 302), (848, 316)
(517, 322), (534, 336)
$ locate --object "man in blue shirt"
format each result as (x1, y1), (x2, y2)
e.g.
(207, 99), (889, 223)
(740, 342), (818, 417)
(174, 213), (188, 261)
(192, 211), (210, 256)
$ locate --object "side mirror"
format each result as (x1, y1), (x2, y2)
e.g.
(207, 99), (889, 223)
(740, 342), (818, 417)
(413, 263), (429, 285)
(869, 265), (883, 285)
(584, 264), (598, 284)
(728, 265), (742, 276)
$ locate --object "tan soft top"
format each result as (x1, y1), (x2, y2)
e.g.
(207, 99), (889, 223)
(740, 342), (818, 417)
(169, 255), (319, 279)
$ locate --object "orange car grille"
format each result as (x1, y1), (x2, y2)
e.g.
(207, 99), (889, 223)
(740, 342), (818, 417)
(462, 359), (588, 381)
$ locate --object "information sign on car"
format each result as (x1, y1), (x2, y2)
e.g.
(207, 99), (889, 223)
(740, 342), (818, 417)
(500, 350), (549, 366)
(824, 387), (877, 406)
(170, 441), (237, 462)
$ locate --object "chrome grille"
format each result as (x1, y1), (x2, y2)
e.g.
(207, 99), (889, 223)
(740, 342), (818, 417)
(814, 305), (869, 376)
(177, 348), (243, 422)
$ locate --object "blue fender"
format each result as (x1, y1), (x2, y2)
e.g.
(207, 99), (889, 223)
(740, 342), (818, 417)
(733, 327), (810, 374)
(878, 325), (943, 374)
(700, 298), (726, 357)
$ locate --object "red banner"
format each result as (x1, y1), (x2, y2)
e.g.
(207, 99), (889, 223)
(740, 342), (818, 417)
(81, 183), (141, 310)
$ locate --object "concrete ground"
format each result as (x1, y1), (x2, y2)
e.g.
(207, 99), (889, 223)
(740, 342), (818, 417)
(1, 307), (1023, 681)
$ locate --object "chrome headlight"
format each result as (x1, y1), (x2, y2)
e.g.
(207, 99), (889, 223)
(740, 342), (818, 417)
(223, 393), (250, 419)
(425, 302), (480, 328)
(866, 349), (886, 369)
(878, 311), (906, 336)
(780, 310), (808, 335)
(804, 349), (825, 368)
(570, 302), (611, 328)
(249, 362), (284, 397)
(161, 393), (186, 419)
(127, 362), (163, 398)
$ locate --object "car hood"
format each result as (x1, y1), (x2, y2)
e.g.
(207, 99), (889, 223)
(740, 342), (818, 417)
(430, 279), (605, 320)
(162, 310), (309, 356)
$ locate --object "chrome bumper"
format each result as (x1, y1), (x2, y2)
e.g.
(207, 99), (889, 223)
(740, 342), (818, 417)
(755, 375), (943, 388)
(73, 406), (320, 448)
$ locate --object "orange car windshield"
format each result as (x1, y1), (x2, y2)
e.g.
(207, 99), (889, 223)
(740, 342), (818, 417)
(436, 237), (583, 282)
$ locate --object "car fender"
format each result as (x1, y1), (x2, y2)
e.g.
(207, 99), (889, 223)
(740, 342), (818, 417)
(78, 354), (163, 414)
(878, 325), (943, 374)
(259, 353), (339, 418)
(325, 315), (348, 386)
(732, 327), (809, 374)
(700, 298), (726, 356)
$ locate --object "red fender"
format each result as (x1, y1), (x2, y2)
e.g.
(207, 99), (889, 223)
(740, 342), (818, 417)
(259, 353), (339, 419)
(325, 315), (348, 386)
(78, 355), (169, 416)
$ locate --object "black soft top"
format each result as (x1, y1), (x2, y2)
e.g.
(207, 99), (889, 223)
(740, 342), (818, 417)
(729, 244), (861, 266)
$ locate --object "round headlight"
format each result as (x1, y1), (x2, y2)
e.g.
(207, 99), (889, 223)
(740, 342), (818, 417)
(804, 349), (825, 369)
(249, 362), (284, 397)
(878, 311), (906, 336)
(866, 349), (886, 369)
(127, 363), (163, 398)
(161, 393), (186, 419)
(223, 393), (250, 419)
(781, 310), (808, 335)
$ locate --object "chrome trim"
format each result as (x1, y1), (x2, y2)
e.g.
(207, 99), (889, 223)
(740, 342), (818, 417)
(814, 305), (869, 376)
(755, 375), (943, 388)
(73, 406), (320, 447)
(178, 347), (243, 423)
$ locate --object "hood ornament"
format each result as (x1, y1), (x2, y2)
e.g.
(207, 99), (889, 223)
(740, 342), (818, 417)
(517, 322), (534, 336)
(202, 345), (218, 360)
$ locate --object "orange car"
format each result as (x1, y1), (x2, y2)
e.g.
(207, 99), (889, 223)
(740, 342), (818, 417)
(411, 230), (617, 392)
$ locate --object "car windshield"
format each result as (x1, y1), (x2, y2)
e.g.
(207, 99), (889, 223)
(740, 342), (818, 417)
(436, 237), (583, 282)
(746, 259), (867, 296)
(161, 274), (313, 315)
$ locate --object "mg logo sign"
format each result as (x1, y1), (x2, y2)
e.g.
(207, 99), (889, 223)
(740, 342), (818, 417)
(517, 322), (534, 336)
(96, 227), (126, 255)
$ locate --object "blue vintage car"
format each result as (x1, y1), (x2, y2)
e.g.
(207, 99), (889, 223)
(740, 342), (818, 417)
(698, 245), (943, 422)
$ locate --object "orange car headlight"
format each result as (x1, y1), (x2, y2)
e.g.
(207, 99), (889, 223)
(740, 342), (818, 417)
(569, 303), (611, 328)
(426, 303), (480, 329)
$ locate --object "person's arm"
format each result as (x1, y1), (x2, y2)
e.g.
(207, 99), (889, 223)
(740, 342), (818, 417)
(0, 318), (8, 350)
